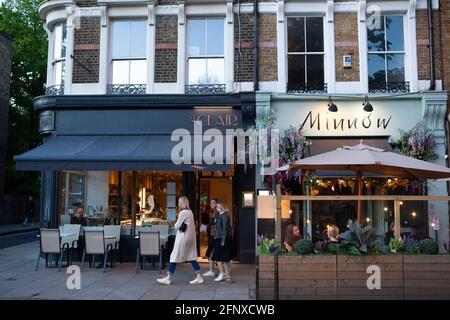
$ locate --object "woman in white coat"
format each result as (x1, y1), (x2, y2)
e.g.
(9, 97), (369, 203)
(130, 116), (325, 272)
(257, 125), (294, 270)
(157, 196), (203, 285)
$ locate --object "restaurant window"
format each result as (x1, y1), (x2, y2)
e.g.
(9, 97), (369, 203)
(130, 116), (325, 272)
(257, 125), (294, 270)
(109, 172), (182, 235)
(110, 20), (147, 85)
(52, 22), (67, 88)
(368, 15), (408, 93)
(287, 17), (325, 93)
(186, 18), (225, 94)
(60, 172), (86, 225)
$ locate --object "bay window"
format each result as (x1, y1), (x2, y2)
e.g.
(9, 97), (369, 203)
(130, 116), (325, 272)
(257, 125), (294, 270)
(50, 22), (67, 94)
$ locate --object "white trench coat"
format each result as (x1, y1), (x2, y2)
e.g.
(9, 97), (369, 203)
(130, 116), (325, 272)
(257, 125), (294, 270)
(170, 209), (198, 263)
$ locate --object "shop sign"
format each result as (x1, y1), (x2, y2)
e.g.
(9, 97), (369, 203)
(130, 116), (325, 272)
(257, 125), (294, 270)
(190, 113), (239, 128)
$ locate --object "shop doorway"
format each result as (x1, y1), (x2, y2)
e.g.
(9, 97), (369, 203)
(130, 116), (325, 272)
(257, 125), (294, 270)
(197, 172), (234, 260)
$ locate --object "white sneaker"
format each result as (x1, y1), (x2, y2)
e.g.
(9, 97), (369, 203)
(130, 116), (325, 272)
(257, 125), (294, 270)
(202, 271), (215, 277)
(214, 273), (225, 282)
(189, 275), (204, 284)
(156, 276), (172, 285)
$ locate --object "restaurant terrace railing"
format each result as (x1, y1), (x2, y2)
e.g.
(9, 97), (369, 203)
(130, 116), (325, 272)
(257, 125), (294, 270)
(287, 83), (328, 94)
(185, 84), (226, 95)
(106, 84), (146, 95)
(369, 81), (410, 93)
(45, 85), (65, 96)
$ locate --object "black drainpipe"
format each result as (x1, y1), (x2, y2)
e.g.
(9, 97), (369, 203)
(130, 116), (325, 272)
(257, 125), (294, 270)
(253, 0), (259, 92)
(427, 0), (436, 90)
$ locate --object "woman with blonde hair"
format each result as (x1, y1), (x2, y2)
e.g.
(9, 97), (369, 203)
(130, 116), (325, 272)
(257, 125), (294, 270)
(327, 224), (340, 243)
(211, 201), (233, 282)
(157, 196), (203, 285)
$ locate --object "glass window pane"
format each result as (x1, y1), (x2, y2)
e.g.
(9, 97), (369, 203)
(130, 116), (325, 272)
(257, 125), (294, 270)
(387, 54), (405, 82)
(207, 19), (224, 56)
(306, 17), (324, 52)
(386, 16), (404, 51)
(61, 23), (67, 58)
(188, 19), (206, 56)
(54, 61), (66, 86)
(287, 18), (305, 52)
(68, 173), (85, 210)
(367, 15), (385, 51)
(112, 21), (130, 58)
(368, 54), (386, 86)
(206, 58), (224, 84)
(54, 24), (62, 59)
(130, 60), (147, 84)
(130, 21), (147, 57)
(306, 55), (324, 85)
(188, 58), (207, 84)
(112, 60), (130, 84)
(288, 55), (305, 84)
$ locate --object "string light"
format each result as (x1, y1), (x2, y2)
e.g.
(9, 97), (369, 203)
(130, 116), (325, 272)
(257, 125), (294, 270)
(366, 217), (370, 222)
(384, 207), (388, 212)
(412, 212), (416, 217)
(306, 219), (311, 224)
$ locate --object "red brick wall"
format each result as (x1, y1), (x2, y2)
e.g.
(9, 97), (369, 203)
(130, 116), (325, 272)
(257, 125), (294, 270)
(258, 14), (278, 82)
(72, 17), (100, 83)
(416, 9), (442, 81)
(155, 15), (178, 83)
(439, 2), (450, 91)
(335, 12), (359, 82)
(234, 14), (254, 82)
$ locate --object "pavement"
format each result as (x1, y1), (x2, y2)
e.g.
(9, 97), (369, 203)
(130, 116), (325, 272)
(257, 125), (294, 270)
(0, 223), (39, 236)
(0, 241), (256, 300)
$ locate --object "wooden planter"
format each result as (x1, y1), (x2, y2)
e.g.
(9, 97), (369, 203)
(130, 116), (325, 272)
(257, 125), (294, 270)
(258, 255), (450, 300)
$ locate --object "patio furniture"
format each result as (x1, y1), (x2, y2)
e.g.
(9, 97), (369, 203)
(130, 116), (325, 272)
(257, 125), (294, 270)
(135, 231), (163, 273)
(35, 228), (71, 272)
(81, 230), (114, 273)
(104, 225), (122, 265)
(151, 224), (169, 246)
(59, 224), (81, 265)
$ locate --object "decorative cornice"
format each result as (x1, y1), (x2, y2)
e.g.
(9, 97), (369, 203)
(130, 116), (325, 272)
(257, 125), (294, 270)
(148, 3), (155, 26)
(178, 1), (185, 26)
(358, 0), (367, 23)
(277, 0), (285, 23)
(409, 0), (417, 19)
(327, 0), (334, 23)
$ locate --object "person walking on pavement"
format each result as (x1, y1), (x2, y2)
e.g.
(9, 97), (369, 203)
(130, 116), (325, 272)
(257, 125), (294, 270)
(157, 196), (203, 285)
(212, 201), (233, 283)
(203, 199), (219, 277)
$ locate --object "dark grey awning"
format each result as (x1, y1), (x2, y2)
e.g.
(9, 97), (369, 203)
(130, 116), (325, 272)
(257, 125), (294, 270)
(14, 135), (230, 172)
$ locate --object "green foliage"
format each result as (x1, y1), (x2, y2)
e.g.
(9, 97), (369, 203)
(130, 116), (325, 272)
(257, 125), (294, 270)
(0, 0), (46, 196)
(419, 239), (438, 255)
(294, 239), (313, 255)
(388, 239), (403, 253)
(339, 219), (377, 254)
(258, 238), (281, 255)
(403, 240), (420, 255)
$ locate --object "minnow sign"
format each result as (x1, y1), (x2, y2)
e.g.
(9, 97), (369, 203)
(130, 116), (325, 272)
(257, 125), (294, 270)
(273, 99), (422, 138)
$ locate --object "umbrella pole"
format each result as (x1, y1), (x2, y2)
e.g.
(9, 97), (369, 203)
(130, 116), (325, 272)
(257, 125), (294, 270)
(357, 173), (362, 224)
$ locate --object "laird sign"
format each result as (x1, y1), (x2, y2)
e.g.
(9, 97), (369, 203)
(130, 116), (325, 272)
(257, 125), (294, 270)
(191, 113), (239, 127)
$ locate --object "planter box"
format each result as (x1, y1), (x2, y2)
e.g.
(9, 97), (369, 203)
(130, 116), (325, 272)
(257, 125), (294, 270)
(257, 255), (450, 300)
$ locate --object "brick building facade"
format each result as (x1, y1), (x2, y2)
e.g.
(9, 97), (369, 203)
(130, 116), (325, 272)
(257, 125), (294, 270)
(13, 0), (450, 262)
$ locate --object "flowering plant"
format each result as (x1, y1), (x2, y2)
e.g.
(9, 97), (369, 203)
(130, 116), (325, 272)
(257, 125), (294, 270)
(264, 126), (309, 193)
(391, 122), (437, 161)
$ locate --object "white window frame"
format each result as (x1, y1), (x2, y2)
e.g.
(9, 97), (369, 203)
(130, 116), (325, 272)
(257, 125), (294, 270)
(61, 171), (87, 219)
(286, 16), (326, 88)
(51, 22), (67, 87)
(367, 14), (407, 87)
(186, 17), (226, 86)
(109, 19), (147, 85)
